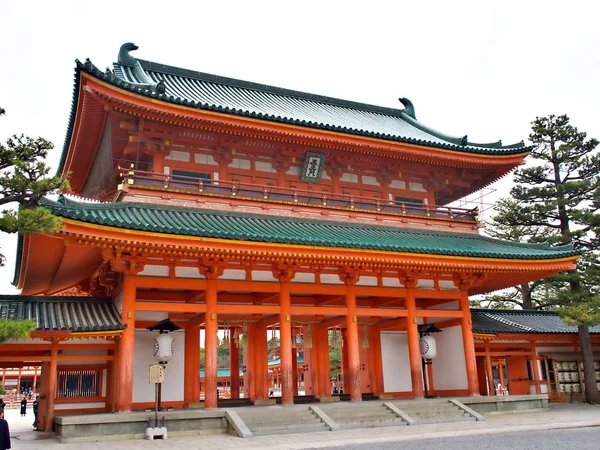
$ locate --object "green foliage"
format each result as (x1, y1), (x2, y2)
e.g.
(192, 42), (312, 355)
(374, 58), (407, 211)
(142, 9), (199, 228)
(0, 106), (70, 265)
(488, 114), (600, 403)
(0, 319), (36, 343)
(0, 384), (5, 396)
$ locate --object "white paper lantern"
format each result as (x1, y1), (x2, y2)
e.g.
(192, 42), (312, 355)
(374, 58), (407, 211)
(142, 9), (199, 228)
(419, 335), (437, 359)
(153, 333), (174, 363)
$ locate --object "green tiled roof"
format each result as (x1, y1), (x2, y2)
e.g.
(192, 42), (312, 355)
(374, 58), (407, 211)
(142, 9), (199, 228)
(58, 44), (530, 174)
(0, 295), (124, 332)
(43, 196), (580, 261)
(471, 309), (600, 335)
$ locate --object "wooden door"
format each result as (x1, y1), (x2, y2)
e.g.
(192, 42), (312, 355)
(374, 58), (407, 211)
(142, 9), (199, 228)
(506, 356), (530, 395)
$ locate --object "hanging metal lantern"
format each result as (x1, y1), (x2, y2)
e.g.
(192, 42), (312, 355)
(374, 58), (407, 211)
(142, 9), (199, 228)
(419, 335), (437, 359)
(153, 332), (174, 363)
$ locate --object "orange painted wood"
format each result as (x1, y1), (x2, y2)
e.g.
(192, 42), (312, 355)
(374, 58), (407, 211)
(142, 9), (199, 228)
(255, 324), (268, 400)
(44, 341), (59, 432)
(506, 355), (529, 395)
(345, 284), (362, 401)
(229, 327), (240, 399)
(485, 347), (495, 396)
(368, 325), (384, 396)
(291, 347), (299, 397)
(405, 288), (424, 398)
(279, 280), (294, 405)
(315, 325), (331, 398)
(117, 274), (136, 412)
(184, 323), (201, 405)
(459, 290), (479, 396)
(204, 277), (218, 409)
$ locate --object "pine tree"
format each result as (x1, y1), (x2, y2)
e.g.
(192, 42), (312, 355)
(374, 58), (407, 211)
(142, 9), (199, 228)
(0, 319), (37, 343)
(490, 114), (600, 404)
(0, 106), (69, 265)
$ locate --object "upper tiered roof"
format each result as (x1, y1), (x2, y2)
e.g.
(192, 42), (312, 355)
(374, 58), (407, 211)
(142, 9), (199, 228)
(58, 42), (528, 176)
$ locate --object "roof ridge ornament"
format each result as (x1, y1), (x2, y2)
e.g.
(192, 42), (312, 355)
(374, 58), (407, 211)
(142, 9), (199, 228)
(117, 43), (166, 95)
(398, 97), (416, 119)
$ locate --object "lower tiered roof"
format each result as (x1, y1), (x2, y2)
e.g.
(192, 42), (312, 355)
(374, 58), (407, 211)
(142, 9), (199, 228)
(42, 197), (579, 261)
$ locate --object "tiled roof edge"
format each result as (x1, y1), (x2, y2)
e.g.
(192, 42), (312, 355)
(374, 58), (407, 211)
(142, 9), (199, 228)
(68, 57), (529, 156)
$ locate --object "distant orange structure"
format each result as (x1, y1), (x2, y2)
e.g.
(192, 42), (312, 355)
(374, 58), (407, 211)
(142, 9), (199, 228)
(2, 43), (587, 431)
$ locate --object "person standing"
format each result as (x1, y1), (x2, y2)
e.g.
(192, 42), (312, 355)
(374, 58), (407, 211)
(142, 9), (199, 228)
(32, 396), (39, 430)
(20, 397), (27, 417)
(0, 410), (10, 450)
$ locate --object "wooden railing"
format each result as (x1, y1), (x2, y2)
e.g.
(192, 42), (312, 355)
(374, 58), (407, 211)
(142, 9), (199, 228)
(119, 167), (478, 222)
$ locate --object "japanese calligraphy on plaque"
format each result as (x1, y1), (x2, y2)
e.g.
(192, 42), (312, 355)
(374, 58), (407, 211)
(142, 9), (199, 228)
(300, 152), (327, 183)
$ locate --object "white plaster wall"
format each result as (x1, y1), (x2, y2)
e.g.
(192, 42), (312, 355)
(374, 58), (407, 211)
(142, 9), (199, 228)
(194, 153), (217, 165)
(409, 182), (426, 192)
(229, 158), (251, 169)
(166, 150), (190, 162)
(382, 278), (402, 288)
(255, 161), (273, 172)
(139, 265), (169, 277)
(380, 332), (412, 392)
(431, 325), (468, 390)
(320, 274), (344, 285)
(286, 166), (301, 176)
(221, 269), (247, 280)
(133, 331), (185, 403)
(293, 273), (315, 283)
(361, 176), (379, 186)
(252, 271), (277, 282)
(175, 267), (203, 278)
(356, 276), (378, 287)
(438, 280), (459, 291)
(416, 279), (434, 289)
(389, 180), (406, 189)
(340, 173), (358, 183)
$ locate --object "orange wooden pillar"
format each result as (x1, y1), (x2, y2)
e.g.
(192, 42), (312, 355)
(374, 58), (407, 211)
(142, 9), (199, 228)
(292, 347), (299, 397)
(315, 325), (331, 398)
(485, 345), (495, 395)
(368, 324), (384, 396)
(255, 323), (268, 400)
(276, 267), (294, 405)
(405, 282), (424, 398)
(43, 339), (59, 431)
(33, 367), (38, 393)
(203, 271), (219, 409)
(341, 271), (362, 402)
(459, 289), (479, 395)
(184, 323), (201, 405)
(117, 272), (136, 412)
(230, 326), (240, 399)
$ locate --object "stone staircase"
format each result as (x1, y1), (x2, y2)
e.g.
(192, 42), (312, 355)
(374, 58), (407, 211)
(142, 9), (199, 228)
(228, 398), (482, 437)
(388, 399), (479, 424)
(234, 405), (329, 436)
(318, 401), (408, 429)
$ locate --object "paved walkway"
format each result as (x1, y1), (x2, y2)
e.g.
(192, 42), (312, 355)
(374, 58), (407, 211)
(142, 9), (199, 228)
(6, 403), (600, 450)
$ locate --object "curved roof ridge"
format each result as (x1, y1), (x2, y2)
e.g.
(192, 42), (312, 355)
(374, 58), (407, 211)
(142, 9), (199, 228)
(132, 59), (408, 119)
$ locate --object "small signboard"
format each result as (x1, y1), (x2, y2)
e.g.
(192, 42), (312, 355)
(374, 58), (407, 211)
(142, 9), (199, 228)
(149, 364), (164, 384)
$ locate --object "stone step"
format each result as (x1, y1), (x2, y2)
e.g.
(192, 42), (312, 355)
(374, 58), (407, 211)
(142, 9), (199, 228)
(249, 422), (328, 432)
(251, 425), (329, 437)
(325, 410), (398, 420)
(242, 416), (323, 425)
(417, 415), (477, 425)
(338, 418), (407, 429)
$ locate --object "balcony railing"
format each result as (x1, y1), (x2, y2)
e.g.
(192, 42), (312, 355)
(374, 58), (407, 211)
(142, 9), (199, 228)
(118, 167), (478, 223)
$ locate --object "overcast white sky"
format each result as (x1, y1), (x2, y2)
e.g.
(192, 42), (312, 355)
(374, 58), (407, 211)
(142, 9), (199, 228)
(1, 0), (599, 295)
